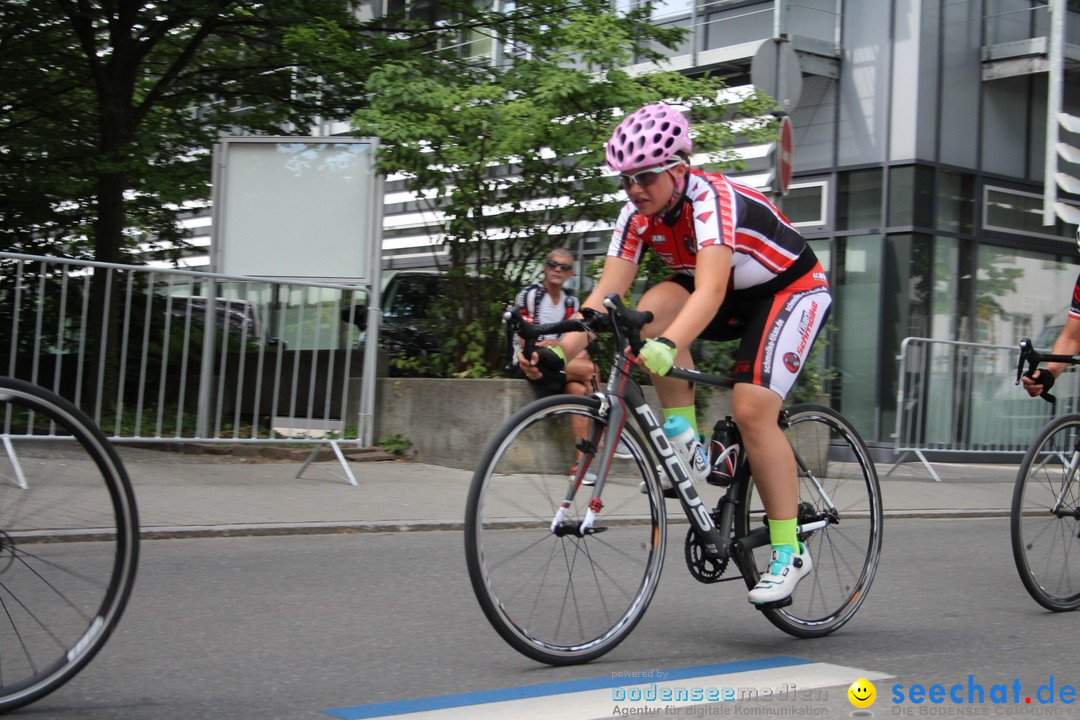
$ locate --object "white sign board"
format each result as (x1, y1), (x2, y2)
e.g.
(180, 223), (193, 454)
(211, 137), (382, 284)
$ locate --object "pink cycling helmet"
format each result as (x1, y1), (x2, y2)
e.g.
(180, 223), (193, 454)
(605, 103), (692, 172)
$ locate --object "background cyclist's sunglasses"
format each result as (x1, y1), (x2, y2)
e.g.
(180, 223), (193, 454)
(618, 159), (683, 190)
(546, 260), (573, 271)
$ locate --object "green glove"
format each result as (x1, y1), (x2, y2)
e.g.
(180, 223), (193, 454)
(639, 338), (677, 376)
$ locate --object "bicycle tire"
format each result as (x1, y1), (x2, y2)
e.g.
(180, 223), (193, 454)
(464, 394), (666, 665)
(734, 403), (882, 638)
(0, 377), (140, 712)
(1011, 413), (1080, 612)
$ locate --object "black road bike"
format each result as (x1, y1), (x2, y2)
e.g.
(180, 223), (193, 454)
(464, 297), (883, 665)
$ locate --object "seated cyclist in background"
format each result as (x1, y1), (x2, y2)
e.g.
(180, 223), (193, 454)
(520, 103), (832, 606)
(514, 248), (602, 484)
(1021, 268), (1080, 398)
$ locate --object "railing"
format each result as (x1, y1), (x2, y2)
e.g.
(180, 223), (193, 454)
(0, 252), (374, 484)
(891, 336), (1080, 481)
(983, 1), (1079, 48)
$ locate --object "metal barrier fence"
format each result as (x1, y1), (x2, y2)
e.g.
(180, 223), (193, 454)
(0, 252), (377, 484)
(891, 336), (1080, 481)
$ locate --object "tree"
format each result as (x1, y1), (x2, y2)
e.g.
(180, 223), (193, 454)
(3, 1), (593, 397)
(351, 1), (776, 376)
(0, 0), (398, 262)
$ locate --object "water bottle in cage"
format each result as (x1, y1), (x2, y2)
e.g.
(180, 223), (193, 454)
(662, 416), (709, 483)
(708, 416), (740, 486)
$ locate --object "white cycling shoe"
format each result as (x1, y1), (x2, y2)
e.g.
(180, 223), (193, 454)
(748, 544), (812, 605)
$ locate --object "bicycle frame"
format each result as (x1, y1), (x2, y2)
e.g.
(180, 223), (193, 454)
(558, 348), (840, 565)
(519, 298), (833, 564)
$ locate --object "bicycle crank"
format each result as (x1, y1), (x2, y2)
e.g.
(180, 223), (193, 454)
(684, 526), (731, 583)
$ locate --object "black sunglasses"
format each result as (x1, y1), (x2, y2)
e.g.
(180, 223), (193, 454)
(546, 260), (573, 272)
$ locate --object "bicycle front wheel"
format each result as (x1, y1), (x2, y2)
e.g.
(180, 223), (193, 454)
(1011, 414), (1080, 612)
(0, 377), (140, 712)
(464, 394), (666, 665)
(735, 403), (882, 638)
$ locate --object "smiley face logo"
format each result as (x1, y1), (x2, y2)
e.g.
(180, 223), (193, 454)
(848, 678), (876, 709)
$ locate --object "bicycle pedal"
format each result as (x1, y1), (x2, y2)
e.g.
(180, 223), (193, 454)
(753, 596), (793, 611)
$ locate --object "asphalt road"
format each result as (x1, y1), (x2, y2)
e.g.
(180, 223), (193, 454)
(22, 517), (1080, 719)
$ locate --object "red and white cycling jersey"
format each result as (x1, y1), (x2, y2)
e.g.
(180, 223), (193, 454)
(608, 169), (811, 290)
(608, 168), (830, 399)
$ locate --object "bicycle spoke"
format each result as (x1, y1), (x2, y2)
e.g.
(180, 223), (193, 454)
(739, 404), (882, 637)
(0, 378), (138, 712)
(466, 396), (665, 664)
(1012, 416), (1080, 611)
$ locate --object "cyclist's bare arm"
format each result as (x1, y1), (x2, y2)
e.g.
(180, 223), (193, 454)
(1023, 314), (1080, 396)
(654, 244), (731, 349)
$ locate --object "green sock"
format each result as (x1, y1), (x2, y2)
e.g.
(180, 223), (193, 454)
(663, 405), (699, 436)
(768, 518), (799, 551)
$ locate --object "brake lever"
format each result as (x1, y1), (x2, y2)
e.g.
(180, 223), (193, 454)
(1015, 338), (1033, 386)
(1016, 338), (1056, 404)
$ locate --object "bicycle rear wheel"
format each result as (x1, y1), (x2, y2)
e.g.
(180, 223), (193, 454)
(1011, 414), (1080, 612)
(735, 403), (882, 638)
(464, 394), (666, 665)
(0, 377), (140, 712)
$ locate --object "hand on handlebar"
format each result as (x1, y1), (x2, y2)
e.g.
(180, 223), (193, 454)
(636, 338), (677, 376)
(1021, 368), (1055, 398)
(518, 344), (565, 383)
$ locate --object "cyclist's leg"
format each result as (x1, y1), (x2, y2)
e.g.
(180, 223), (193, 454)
(564, 351), (597, 386)
(563, 377), (595, 481)
(734, 384), (811, 604)
(733, 281), (831, 604)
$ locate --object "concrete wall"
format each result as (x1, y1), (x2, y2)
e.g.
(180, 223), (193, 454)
(369, 378), (734, 471)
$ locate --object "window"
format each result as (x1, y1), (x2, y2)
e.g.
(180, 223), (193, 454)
(888, 165), (934, 229)
(937, 170), (974, 234)
(782, 182), (827, 227)
(984, 186), (1079, 240)
(837, 169), (883, 231)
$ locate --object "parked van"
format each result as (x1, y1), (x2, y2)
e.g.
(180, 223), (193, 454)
(340, 271), (448, 362)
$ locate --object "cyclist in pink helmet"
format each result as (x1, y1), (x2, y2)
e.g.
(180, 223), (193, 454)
(520, 102), (832, 607)
(605, 103), (693, 172)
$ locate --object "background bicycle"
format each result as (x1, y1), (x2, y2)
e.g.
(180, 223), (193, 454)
(464, 298), (882, 665)
(0, 377), (139, 712)
(1012, 338), (1080, 612)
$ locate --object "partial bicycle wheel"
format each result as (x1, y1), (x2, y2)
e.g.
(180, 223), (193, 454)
(735, 403), (882, 638)
(464, 394), (666, 665)
(1011, 414), (1080, 612)
(0, 377), (139, 712)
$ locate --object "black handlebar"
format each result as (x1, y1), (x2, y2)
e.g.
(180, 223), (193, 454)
(1014, 337), (1080, 405)
(504, 293), (655, 361)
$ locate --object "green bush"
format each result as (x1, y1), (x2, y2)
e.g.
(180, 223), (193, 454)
(377, 434), (412, 455)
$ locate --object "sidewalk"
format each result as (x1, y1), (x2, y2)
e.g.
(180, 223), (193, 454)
(109, 447), (1022, 538)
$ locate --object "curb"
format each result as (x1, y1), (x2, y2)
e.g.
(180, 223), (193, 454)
(136, 510), (1010, 540)
(119, 441), (398, 463)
